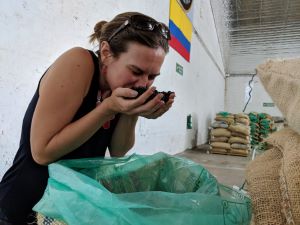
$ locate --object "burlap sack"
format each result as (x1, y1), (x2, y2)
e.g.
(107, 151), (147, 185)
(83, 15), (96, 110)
(215, 116), (235, 125)
(231, 131), (249, 139)
(210, 142), (231, 150)
(235, 113), (249, 119)
(267, 128), (300, 224)
(246, 147), (285, 225)
(211, 121), (229, 128)
(235, 118), (250, 126)
(211, 148), (228, 154)
(235, 113), (250, 125)
(229, 149), (248, 156)
(210, 136), (229, 142)
(256, 58), (300, 134)
(211, 128), (231, 137)
(246, 128), (300, 225)
(231, 143), (249, 150)
(229, 124), (250, 136)
(229, 136), (250, 145)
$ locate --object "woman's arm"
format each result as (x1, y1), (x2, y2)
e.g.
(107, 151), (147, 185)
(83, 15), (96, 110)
(109, 114), (138, 157)
(30, 47), (115, 165)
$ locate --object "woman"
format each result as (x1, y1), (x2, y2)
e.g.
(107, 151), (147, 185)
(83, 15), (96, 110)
(0, 11), (175, 224)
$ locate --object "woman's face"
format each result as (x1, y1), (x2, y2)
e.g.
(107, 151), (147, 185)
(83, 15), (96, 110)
(101, 42), (166, 91)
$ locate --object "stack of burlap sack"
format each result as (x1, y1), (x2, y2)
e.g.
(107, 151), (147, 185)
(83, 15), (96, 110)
(210, 112), (250, 156)
(246, 58), (300, 225)
(249, 112), (275, 147)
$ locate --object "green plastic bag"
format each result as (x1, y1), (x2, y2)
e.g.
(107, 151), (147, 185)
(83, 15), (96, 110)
(33, 152), (251, 225)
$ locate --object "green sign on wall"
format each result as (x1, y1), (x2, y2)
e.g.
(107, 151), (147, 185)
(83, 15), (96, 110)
(263, 102), (275, 107)
(176, 63), (183, 76)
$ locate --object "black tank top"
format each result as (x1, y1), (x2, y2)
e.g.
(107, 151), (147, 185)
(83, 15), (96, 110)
(0, 50), (119, 224)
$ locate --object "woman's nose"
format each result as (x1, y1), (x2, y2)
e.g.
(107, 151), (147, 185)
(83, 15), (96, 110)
(135, 75), (149, 87)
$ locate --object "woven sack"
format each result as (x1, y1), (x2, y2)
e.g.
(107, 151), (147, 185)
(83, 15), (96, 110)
(210, 136), (229, 142)
(211, 121), (229, 128)
(229, 136), (250, 145)
(246, 147), (285, 225)
(211, 128), (231, 137)
(210, 148), (228, 154)
(229, 149), (248, 156)
(210, 142), (231, 150)
(229, 124), (250, 136)
(231, 132), (249, 139)
(256, 58), (300, 134)
(235, 118), (250, 126)
(235, 113), (249, 119)
(267, 128), (300, 224)
(215, 116), (235, 125)
(246, 128), (300, 225)
(231, 143), (249, 150)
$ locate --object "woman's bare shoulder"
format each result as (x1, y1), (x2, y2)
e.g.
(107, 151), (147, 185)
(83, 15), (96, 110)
(57, 47), (95, 69)
(40, 47), (96, 96)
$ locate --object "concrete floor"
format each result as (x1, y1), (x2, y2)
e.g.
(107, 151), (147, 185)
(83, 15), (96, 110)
(177, 148), (251, 188)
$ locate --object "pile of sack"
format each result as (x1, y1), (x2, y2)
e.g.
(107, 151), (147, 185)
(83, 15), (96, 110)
(248, 112), (275, 147)
(246, 58), (300, 225)
(210, 112), (250, 156)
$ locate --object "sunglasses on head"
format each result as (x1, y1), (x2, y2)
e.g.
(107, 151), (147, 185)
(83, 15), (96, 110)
(107, 15), (171, 42)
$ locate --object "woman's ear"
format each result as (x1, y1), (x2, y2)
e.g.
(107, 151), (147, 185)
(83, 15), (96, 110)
(99, 41), (113, 64)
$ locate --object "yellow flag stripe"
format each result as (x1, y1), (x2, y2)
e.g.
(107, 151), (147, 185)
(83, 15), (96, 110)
(169, 0), (192, 41)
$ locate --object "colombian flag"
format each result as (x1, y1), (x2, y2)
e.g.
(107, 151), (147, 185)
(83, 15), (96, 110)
(169, 0), (192, 62)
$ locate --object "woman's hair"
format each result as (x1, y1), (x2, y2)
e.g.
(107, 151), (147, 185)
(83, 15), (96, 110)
(89, 12), (169, 57)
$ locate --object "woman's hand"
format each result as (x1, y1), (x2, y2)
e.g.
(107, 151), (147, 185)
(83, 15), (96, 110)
(141, 92), (175, 119)
(101, 87), (175, 118)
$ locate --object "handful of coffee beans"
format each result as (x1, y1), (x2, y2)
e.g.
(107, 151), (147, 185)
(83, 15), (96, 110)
(130, 87), (174, 103)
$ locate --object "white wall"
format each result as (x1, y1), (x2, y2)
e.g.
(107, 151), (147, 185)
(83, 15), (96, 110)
(0, 0), (225, 179)
(225, 75), (282, 116)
